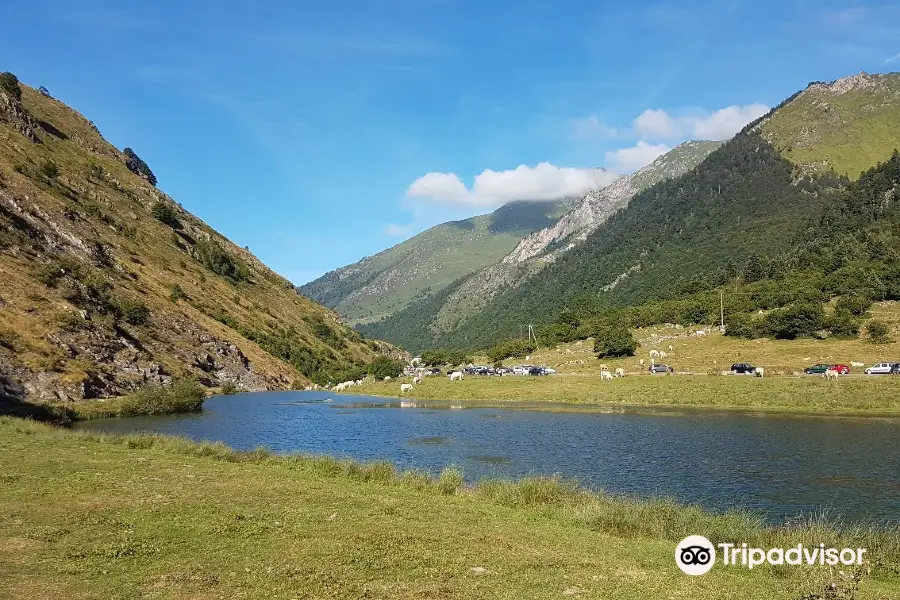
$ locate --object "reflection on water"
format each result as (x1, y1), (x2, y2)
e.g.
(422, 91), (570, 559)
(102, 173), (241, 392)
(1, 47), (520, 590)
(76, 390), (900, 524)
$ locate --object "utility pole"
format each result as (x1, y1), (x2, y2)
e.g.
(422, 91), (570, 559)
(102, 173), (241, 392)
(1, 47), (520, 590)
(719, 290), (725, 333)
(527, 324), (538, 348)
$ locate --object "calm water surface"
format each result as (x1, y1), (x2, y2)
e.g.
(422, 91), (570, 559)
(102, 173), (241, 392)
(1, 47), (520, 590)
(77, 391), (900, 524)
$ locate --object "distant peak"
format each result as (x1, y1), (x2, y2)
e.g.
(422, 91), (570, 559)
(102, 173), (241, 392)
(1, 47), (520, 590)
(806, 71), (879, 95)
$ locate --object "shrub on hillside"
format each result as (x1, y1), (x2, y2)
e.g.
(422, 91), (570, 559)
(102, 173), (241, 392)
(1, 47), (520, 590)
(486, 339), (536, 363)
(541, 323), (578, 345)
(421, 350), (447, 367)
(865, 319), (892, 344)
(824, 310), (861, 338)
(759, 302), (825, 339)
(169, 284), (186, 302)
(421, 349), (471, 367)
(118, 378), (205, 416)
(151, 202), (182, 229)
(220, 380), (239, 395)
(367, 355), (405, 380)
(113, 297), (150, 326)
(834, 294), (872, 317)
(0, 72), (22, 101)
(592, 324), (637, 359)
(195, 238), (250, 283)
(38, 160), (59, 180)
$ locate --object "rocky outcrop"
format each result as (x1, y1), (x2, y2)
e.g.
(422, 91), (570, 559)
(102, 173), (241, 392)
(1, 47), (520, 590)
(0, 89), (41, 143)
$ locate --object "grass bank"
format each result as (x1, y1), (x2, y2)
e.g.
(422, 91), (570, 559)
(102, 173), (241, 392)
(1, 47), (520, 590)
(65, 378), (206, 421)
(0, 417), (898, 599)
(356, 374), (900, 416)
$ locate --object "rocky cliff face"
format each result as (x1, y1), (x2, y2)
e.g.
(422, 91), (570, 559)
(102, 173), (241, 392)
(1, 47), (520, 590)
(0, 77), (396, 403)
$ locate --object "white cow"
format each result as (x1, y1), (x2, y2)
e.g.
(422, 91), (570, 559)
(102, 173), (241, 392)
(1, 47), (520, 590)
(413, 375), (422, 384)
(754, 367), (764, 377)
(614, 368), (625, 377)
(400, 383), (413, 393)
(667, 345), (674, 352)
(823, 369), (839, 381)
(600, 371), (613, 381)
(639, 359), (645, 367)
(659, 351), (668, 359)
(649, 349), (660, 359)
(449, 371), (464, 381)
(695, 330), (706, 337)
(383, 376), (391, 382)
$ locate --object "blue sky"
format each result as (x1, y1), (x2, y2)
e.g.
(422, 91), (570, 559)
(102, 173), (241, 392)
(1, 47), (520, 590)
(2, 0), (899, 284)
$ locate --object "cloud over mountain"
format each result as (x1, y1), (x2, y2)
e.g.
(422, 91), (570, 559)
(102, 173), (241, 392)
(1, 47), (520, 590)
(634, 104), (770, 140)
(406, 163), (619, 208)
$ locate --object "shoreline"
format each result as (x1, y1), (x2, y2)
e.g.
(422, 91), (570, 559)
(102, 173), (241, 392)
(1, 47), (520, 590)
(333, 373), (900, 419)
(332, 391), (900, 420)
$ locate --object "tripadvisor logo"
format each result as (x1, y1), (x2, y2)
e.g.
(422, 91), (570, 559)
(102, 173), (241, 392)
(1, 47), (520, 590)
(675, 536), (867, 576)
(676, 535), (716, 575)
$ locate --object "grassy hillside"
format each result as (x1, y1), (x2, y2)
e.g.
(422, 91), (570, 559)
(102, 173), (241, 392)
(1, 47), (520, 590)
(301, 198), (578, 326)
(0, 75), (399, 400)
(760, 72), (900, 179)
(3, 417), (898, 599)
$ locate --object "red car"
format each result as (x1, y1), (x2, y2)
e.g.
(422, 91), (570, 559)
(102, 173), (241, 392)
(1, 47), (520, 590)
(829, 364), (850, 375)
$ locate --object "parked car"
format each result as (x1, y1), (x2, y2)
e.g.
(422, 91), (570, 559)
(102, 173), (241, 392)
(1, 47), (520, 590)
(512, 366), (528, 375)
(892, 364), (900, 375)
(649, 364), (673, 374)
(803, 363), (831, 375)
(865, 362), (898, 375)
(528, 366), (550, 376)
(543, 367), (557, 374)
(830, 364), (850, 375)
(731, 363), (757, 374)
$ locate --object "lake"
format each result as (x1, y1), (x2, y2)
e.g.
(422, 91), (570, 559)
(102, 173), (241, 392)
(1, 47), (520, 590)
(76, 391), (900, 524)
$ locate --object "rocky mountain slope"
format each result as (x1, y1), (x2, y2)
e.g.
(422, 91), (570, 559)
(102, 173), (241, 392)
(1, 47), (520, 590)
(421, 141), (723, 333)
(300, 197), (580, 326)
(0, 74), (400, 402)
(361, 71), (900, 352)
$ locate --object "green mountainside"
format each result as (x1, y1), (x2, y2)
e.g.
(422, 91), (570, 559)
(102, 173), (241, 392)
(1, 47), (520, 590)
(300, 197), (579, 326)
(360, 71), (900, 353)
(0, 75), (402, 402)
(759, 71), (900, 179)
(359, 141), (722, 347)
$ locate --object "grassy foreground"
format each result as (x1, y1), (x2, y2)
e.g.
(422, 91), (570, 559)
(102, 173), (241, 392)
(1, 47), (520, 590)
(1, 417), (899, 599)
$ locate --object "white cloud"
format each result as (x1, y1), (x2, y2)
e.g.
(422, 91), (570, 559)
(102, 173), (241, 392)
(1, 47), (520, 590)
(605, 141), (671, 172)
(633, 109), (679, 139)
(405, 172), (470, 204)
(405, 163), (619, 208)
(633, 104), (770, 141)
